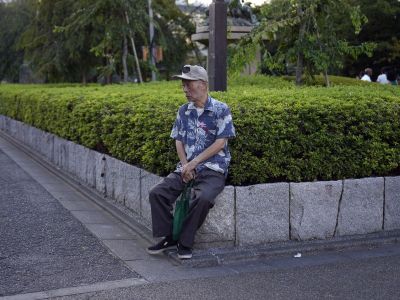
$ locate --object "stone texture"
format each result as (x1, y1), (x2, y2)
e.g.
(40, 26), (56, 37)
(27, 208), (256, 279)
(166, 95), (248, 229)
(104, 155), (119, 201)
(20, 122), (29, 145)
(236, 183), (289, 245)
(66, 141), (77, 176)
(94, 152), (106, 196)
(73, 143), (91, 183)
(0, 115), (5, 130)
(118, 162), (141, 214)
(40, 131), (54, 162)
(336, 177), (384, 236)
(384, 176), (400, 230)
(53, 136), (67, 167)
(84, 149), (97, 188)
(140, 170), (163, 227)
(103, 156), (141, 213)
(290, 180), (342, 240)
(196, 186), (235, 245)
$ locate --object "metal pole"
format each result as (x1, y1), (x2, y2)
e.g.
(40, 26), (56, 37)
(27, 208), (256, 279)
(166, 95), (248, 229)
(148, 0), (157, 81)
(208, 0), (227, 91)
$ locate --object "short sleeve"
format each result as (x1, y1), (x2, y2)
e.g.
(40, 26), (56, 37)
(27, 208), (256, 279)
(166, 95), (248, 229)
(170, 110), (183, 141)
(216, 107), (236, 139)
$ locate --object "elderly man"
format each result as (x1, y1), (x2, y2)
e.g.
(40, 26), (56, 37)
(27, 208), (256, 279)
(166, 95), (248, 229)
(147, 65), (236, 259)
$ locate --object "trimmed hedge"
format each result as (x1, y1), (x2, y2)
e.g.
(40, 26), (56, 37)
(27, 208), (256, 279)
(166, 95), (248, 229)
(0, 76), (399, 185)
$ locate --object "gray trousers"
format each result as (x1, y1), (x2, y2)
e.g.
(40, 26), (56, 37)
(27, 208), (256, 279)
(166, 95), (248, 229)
(149, 168), (225, 248)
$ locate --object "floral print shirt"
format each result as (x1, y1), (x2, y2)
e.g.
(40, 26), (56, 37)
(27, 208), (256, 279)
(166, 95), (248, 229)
(170, 96), (236, 175)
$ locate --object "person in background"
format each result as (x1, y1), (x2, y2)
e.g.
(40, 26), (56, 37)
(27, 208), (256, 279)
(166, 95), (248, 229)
(361, 68), (373, 82)
(387, 68), (398, 85)
(377, 67), (390, 84)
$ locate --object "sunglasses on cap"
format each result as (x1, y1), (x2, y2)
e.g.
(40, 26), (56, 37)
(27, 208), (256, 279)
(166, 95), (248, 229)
(182, 66), (191, 73)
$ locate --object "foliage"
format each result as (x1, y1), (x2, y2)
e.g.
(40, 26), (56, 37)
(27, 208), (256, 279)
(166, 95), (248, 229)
(0, 0), (35, 82)
(0, 0), (194, 83)
(230, 0), (376, 86)
(341, 0), (400, 77)
(1, 76), (400, 185)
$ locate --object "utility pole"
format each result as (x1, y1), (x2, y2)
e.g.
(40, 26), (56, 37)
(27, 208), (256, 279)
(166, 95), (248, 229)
(148, 0), (157, 81)
(208, 0), (227, 91)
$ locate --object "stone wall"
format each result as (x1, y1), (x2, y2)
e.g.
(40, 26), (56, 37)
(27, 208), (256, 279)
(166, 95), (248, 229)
(1, 115), (399, 248)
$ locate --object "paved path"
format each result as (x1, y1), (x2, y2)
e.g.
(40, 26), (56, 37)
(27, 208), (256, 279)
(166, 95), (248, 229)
(0, 149), (140, 297)
(1, 132), (400, 300)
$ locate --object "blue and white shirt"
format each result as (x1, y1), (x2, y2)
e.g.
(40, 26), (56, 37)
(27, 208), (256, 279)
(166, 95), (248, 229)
(170, 96), (236, 175)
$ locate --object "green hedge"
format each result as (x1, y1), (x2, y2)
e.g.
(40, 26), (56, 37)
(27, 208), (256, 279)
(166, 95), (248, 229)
(0, 76), (399, 185)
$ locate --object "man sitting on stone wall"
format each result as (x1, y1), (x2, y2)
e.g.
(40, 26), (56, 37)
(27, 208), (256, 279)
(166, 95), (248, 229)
(146, 65), (236, 259)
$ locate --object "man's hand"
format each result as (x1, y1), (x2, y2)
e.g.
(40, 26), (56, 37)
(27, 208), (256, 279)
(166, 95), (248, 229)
(181, 161), (197, 183)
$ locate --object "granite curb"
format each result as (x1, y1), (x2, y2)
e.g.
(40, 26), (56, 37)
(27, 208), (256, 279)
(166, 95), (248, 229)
(169, 230), (400, 267)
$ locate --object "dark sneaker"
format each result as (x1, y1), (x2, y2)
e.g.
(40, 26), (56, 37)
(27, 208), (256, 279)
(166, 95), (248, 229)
(147, 237), (177, 255)
(177, 243), (192, 259)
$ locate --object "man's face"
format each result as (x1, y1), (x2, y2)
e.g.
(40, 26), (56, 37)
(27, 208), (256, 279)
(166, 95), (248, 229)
(181, 80), (206, 102)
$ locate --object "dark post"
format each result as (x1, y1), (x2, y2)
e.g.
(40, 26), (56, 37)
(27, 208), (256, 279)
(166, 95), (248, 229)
(208, 0), (227, 91)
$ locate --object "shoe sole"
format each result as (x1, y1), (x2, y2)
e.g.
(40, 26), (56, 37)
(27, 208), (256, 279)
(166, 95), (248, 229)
(147, 245), (176, 255)
(177, 253), (192, 259)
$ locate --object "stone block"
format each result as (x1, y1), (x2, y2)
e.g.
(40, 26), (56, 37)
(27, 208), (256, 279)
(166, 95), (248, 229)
(30, 126), (42, 152)
(336, 177), (384, 236)
(72, 143), (90, 182)
(103, 155), (118, 200)
(2, 116), (11, 134)
(102, 156), (141, 213)
(66, 141), (78, 176)
(53, 136), (65, 167)
(140, 170), (163, 227)
(0, 115), (4, 130)
(94, 152), (106, 196)
(290, 180), (342, 240)
(9, 118), (18, 138)
(20, 122), (29, 145)
(384, 176), (400, 230)
(117, 162), (141, 214)
(40, 131), (54, 162)
(84, 149), (97, 188)
(236, 183), (289, 245)
(196, 186), (235, 245)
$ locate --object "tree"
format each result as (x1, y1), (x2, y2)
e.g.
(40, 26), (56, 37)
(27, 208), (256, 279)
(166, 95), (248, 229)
(0, 0), (35, 82)
(151, 0), (195, 79)
(57, 0), (148, 83)
(340, 0), (400, 78)
(230, 0), (375, 86)
(1, 0), (194, 83)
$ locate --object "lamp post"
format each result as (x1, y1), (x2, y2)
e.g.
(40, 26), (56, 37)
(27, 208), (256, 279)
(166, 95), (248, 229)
(148, 0), (156, 81)
(208, 0), (227, 91)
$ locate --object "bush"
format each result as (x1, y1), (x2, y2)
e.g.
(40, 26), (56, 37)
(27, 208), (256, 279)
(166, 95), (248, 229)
(1, 76), (399, 185)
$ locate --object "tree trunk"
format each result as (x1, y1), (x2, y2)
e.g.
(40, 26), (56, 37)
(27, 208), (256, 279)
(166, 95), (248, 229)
(323, 70), (330, 87)
(296, 1), (306, 86)
(82, 72), (87, 85)
(122, 35), (129, 83)
(296, 53), (304, 85)
(125, 12), (143, 83)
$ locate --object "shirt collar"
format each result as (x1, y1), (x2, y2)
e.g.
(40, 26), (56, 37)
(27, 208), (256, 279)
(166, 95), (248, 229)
(187, 96), (214, 112)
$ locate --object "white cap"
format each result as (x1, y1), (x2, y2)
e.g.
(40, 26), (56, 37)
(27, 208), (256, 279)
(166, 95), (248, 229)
(173, 65), (208, 82)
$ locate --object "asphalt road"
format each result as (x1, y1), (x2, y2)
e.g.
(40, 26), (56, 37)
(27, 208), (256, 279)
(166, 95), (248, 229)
(54, 253), (400, 300)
